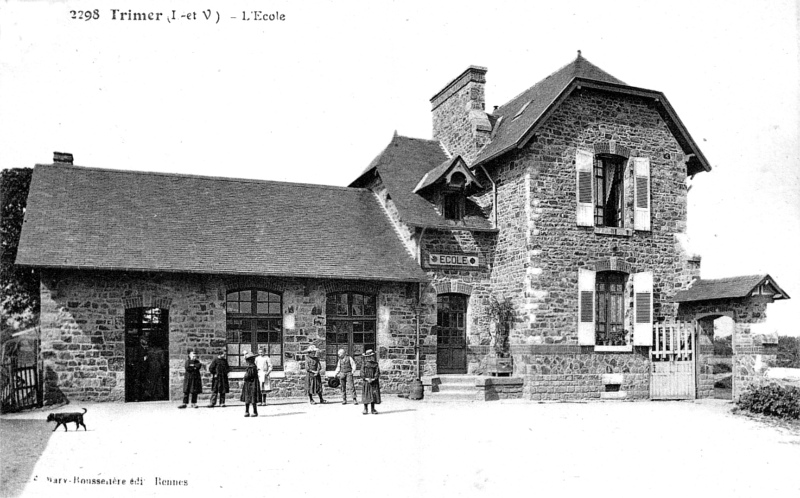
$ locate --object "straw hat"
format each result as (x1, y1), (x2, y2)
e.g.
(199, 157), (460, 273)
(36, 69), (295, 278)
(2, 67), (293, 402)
(306, 345), (319, 356)
(363, 349), (375, 357)
(244, 352), (256, 361)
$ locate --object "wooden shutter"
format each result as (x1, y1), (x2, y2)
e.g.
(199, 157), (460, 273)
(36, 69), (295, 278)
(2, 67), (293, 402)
(578, 268), (595, 345)
(633, 271), (653, 346)
(576, 149), (594, 226)
(633, 157), (651, 231)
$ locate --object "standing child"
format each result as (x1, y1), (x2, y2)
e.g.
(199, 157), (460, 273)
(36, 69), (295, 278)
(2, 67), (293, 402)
(255, 347), (273, 406)
(240, 352), (261, 417)
(207, 350), (230, 408)
(361, 349), (381, 415)
(305, 345), (325, 405)
(178, 350), (203, 409)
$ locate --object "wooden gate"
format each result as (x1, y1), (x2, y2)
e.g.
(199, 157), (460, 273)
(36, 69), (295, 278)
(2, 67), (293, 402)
(1, 358), (41, 413)
(650, 322), (696, 400)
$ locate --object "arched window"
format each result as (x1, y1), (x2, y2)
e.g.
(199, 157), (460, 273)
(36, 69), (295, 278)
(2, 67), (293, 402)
(325, 292), (376, 370)
(595, 272), (626, 346)
(226, 289), (283, 369)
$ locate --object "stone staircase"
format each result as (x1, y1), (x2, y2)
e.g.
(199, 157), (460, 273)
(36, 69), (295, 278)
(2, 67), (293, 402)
(424, 375), (481, 401)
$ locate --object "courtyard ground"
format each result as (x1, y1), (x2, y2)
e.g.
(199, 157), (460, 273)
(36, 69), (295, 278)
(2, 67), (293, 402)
(2, 397), (799, 498)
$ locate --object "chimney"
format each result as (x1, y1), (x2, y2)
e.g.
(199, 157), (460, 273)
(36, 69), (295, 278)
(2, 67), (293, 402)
(53, 152), (74, 164)
(430, 66), (491, 164)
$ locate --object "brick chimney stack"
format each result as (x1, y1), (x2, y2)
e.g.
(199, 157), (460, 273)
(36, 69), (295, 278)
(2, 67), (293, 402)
(430, 66), (491, 164)
(53, 152), (74, 164)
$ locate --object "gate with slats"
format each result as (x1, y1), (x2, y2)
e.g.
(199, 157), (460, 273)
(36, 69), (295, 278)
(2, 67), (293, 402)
(650, 322), (696, 400)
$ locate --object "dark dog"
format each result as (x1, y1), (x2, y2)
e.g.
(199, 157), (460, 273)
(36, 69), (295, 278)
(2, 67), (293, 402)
(46, 408), (87, 431)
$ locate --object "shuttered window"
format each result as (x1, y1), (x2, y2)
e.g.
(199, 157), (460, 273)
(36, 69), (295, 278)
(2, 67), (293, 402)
(576, 149), (594, 226)
(595, 272), (626, 346)
(578, 268), (596, 344)
(633, 272), (654, 346)
(633, 157), (651, 231)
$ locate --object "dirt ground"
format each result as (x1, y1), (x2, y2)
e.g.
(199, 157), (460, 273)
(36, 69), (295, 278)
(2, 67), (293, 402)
(2, 398), (799, 498)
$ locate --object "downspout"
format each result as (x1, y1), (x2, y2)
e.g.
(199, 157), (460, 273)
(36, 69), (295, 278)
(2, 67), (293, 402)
(478, 164), (497, 228)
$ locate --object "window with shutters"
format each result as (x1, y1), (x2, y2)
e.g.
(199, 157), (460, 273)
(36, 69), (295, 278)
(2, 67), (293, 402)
(594, 156), (625, 228)
(226, 289), (283, 370)
(595, 272), (629, 346)
(325, 292), (377, 371)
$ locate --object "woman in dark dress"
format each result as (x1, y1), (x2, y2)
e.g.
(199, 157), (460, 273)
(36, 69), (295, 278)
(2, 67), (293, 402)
(178, 350), (203, 409)
(305, 346), (325, 405)
(240, 352), (261, 417)
(361, 349), (381, 415)
(208, 350), (230, 408)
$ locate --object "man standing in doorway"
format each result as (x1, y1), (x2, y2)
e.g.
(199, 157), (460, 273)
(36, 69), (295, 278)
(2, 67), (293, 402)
(333, 348), (357, 405)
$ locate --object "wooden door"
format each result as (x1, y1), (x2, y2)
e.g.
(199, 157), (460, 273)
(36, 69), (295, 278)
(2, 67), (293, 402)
(650, 322), (696, 400)
(125, 308), (169, 402)
(436, 294), (467, 374)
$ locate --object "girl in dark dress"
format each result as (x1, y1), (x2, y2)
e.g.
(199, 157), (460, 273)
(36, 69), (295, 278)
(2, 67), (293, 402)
(361, 349), (381, 415)
(208, 350), (230, 407)
(305, 346), (325, 405)
(240, 352), (261, 417)
(178, 350), (203, 409)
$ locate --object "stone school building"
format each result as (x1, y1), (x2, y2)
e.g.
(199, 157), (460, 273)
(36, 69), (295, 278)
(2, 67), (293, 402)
(16, 54), (788, 404)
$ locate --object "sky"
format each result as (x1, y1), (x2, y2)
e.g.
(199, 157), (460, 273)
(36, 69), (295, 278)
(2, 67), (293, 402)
(1, 0), (798, 335)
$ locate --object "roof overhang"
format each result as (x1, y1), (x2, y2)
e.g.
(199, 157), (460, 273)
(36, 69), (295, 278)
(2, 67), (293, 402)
(474, 78), (712, 177)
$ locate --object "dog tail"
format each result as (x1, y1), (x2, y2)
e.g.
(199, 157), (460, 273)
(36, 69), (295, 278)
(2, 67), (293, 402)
(82, 408), (87, 414)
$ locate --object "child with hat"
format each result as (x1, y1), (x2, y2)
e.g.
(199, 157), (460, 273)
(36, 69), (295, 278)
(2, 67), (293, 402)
(305, 345), (326, 405)
(240, 352), (261, 417)
(361, 349), (381, 415)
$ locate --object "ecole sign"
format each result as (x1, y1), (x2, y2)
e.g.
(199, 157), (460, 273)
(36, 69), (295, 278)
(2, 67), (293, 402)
(427, 253), (480, 267)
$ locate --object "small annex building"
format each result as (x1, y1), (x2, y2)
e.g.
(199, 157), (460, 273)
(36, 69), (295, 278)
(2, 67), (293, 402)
(16, 54), (788, 404)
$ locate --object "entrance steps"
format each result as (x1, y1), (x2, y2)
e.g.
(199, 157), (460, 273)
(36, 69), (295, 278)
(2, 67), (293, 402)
(423, 375), (480, 401)
(421, 375), (524, 401)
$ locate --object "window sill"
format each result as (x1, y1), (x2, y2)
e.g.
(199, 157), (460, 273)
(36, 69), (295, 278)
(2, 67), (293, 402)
(326, 371), (362, 378)
(594, 345), (633, 353)
(229, 371), (286, 379)
(594, 227), (632, 237)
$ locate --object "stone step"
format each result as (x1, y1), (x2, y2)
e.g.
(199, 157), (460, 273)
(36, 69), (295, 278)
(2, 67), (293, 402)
(436, 383), (478, 393)
(425, 390), (479, 402)
(436, 375), (479, 385)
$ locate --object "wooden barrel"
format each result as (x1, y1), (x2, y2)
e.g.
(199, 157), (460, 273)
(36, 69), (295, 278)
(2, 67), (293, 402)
(408, 379), (424, 400)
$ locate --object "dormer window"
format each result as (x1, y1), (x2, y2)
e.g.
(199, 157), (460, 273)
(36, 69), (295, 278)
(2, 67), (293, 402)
(443, 192), (465, 220)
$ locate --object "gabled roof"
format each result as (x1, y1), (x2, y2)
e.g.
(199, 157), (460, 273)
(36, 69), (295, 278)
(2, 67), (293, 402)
(350, 135), (494, 231)
(16, 164), (428, 282)
(674, 274), (789, 303)
(414, 156), (482, 194)
(474, 54), (711, 176)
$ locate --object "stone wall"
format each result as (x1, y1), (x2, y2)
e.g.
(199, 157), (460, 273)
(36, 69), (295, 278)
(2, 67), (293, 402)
(39, 269), (429, 404)
(516, 346), (651, 400)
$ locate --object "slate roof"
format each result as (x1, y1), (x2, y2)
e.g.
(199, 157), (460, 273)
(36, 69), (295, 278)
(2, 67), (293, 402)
(16, 164), (428, 282)
(674, 275), (789, 303)
(350, 135), (495, 231)
(474, 54), (711, 176)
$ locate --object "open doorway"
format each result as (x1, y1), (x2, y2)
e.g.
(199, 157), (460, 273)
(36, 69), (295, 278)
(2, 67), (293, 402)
(698, 315), (734, 400)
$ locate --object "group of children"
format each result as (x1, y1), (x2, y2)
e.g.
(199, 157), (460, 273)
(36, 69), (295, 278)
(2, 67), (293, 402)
(178, 346), (382, 416)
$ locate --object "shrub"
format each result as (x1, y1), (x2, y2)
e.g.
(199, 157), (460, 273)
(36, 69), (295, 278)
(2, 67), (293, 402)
(777, 335), (800, 368)
(736, 383), (800, 420)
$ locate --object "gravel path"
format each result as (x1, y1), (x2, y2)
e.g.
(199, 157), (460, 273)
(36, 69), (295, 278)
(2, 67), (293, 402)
(2, 398), (799, 498)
